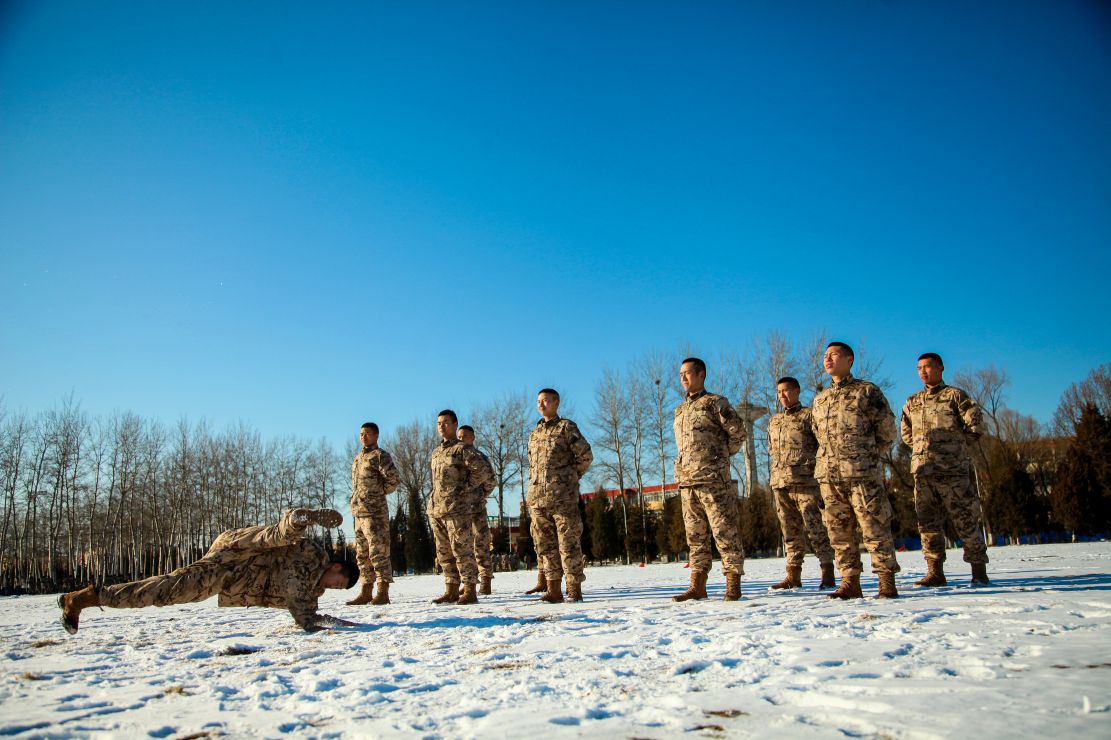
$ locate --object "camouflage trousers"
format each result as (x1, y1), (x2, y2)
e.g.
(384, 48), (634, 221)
(353, 506), (393, 584)
(819, 478), (900, 576)
(100, 514), (305, 608)
(531, 501), (586, 584)
(429, 514), (478, 585)
(472, 510), (493, 581)
(915, 474), (988, 565)
(680, 485), (745, 576)
(773, 484), (835, 566)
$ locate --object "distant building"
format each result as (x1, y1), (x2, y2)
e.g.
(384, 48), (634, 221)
(581, 482), (681, 512)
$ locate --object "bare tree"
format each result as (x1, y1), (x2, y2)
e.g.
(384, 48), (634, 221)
(1053, 363), (1111, 436)
(591, 368), (632, 564)
(472, 391), (530, 532)
(387, 419), (438, 512)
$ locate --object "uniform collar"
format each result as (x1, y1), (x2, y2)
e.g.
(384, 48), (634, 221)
(924, 382), (948, 395)
(538, 415), (562, 427)
(785, 402), (803, 414)
(439, 438), (460, 449)
(361, 444), (378, 453)
(685, 390), (708, 402)
(831, 374), (855, 389)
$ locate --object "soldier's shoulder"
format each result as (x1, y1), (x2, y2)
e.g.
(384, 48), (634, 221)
(905, 388), (927, 405)
(942, 385), (972, 402)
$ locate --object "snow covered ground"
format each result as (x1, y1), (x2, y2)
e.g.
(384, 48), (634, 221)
(1, 543), (1109, 739)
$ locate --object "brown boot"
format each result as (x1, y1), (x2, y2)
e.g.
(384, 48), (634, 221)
(566, 578), (583, 602)
(290, 508), (343, 528)
(370, 581), (390, 605)
(771, 565), (802, 590)
(724, 572), (742, 601)
(672, 571), (709, 602)
(58, 585), (101, 635)
(539, 578), (564, 603)
(877, 572), (899, 598)
(828, 573), (863, 600)
(479, 576), (492, 595)
(432, 582), (460, 604)
(346, 580), (375, 605)
(914, 559), (947, 587)
(457, 582), (478, 605)
(525, 570), (546, 594)
(970, 563), (990, 586)
(819, 562), (836, 590)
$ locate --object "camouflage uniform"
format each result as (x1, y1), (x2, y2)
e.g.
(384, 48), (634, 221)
(467, 445), (497, 581)
(901, 383), (987, 565)
(673, 390), (746, 575)
(98, 510), (335, 630)
(429, 439), (495, 585)
(768, 403), (835, 566)
(811, 375), (901, 577)
(527, 416), (593, 584)
(350, 444), (401, 584)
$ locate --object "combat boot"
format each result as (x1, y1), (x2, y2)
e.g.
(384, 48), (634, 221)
(672, 571), (709, 602)
(771, 565), (802, 590)
(970, 563), (990, 586)
(914, 559), (947, 587)
(819, 562), (836, 590)
(525, 570), (546, 594)
(479, 576), (492, 595)
(59, 585), (101, 635)
(432, 582), (460, 604)
(539, 578), (564, 603)
(291, 508), (343, 528)
(877, 572), (899, 598)
(724, 572), (742, 601)
(828, 573), (863, 600)
(457, 582), (478, 605)
(370, 581), (390, 605)
(346, 580), (375, 605)
(566, 578), (583, 602)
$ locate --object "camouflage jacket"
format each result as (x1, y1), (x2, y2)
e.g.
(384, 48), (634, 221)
(467, 445), (497, 517)
(208, 510), (331, 630)
(428, 438), (495, 518)
(767, 403), (818, 488)
(901, 383), (982, 477)
(811, 375), (896, 482)
(673, 391), (745, 488)
(527, 416), (593, 509)
(350, 445), (401, 517)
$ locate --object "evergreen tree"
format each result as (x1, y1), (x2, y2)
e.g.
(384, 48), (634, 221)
(516, 504), (536, 564)
(404, 488), (435, 573)
(1051, 405), (1111, 537)
(578, 497), (593, 563)
(390, 505), (407, 575)
(665, 494), (687, 557)
(740, 487), (781, 557)
(984, 443), (1046, 542)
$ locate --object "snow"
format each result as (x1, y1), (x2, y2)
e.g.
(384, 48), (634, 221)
(2, 543), (1110, 738)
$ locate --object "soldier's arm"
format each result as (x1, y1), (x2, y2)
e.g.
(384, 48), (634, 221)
(718, 399), (746, 457)
(379, 450), (401, 494)
(899, 401), (913, 448)
(956, 390), (983, 439)
(870, 387), (898, 448)
(463, 445), (495, 496)
(284, 566), (358, 632)
(479, 453), (496, 495)
(566, 423), (594, 478)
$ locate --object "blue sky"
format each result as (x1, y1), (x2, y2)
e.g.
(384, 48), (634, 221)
(2, 1), (1109, 459)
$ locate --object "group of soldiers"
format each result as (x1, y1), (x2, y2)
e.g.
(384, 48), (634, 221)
(58, 341), (989, 632)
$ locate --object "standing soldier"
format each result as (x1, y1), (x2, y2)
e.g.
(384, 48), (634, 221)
(347, 422), (401, 606)
(672, 357), (747, 602)
(527, 388), (593, 603)
(428, 410), (494, 605)
(767, 376), (837, 590)
(811, 341), (901, 599)
(901, 353), (990, 586)
(459, 424), (497, 594)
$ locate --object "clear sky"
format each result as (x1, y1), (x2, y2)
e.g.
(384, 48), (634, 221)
(2, 1), (1109, 460)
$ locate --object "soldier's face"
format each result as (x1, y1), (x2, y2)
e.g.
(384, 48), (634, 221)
(776, 383), (800, 409)
(359, 427), (377, 447)
(918, 358), (944, 386)
(537, 393), (560, 419)
(823, 347), (853, 377)
(679, 362), (706, 394)
(459, 428), (476, 445)
(437, 415), (458, 441)
(320, 564), (350, 589)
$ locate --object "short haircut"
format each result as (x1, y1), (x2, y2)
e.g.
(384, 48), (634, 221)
(360, 422), (378, 434)
(459, 424), (475, 434)
(681, 357), (707, 374)
(918, 352), (944, 366)
(538, 388), (560, 399)
(437, 409), (458, 423)
(335, 560), (359, 589)
(826, 341), (854, 357)
(776, 376), (801, 390)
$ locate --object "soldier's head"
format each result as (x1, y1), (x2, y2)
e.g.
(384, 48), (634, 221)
(776, 376), (801, 409)
(823, 342), (854, 379)
(359, 422), (379, 448)
(917, 353), (944, 387)
(459, 425), (476, 445)
(679, 357), (707, 395)
(319, 560), (360, 590)
(436, 410), (458, 441)
(537, 388), (560, 420)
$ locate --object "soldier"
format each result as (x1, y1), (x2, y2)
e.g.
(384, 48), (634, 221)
(58, 509), (359, 634)
(901, 352), (990, 586)
(459, 424), (497, 594)
(428, 409), (494, 605)
(811, 341), (901, 599)
(527, 388), (593, 602)
(767, 376), (837, 590)
(347, 422), (401, 606)
(672, 357), (747, 602)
